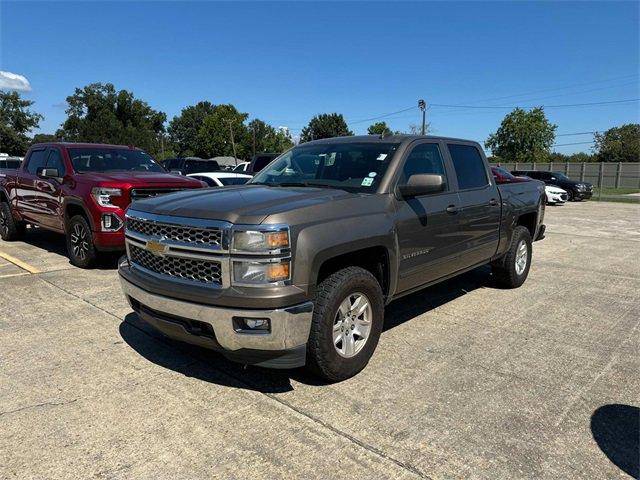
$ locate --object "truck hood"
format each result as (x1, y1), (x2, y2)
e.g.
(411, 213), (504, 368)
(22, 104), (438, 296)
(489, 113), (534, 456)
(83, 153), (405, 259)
(129, 185), (359, 224)
(77, 171), (202, 187)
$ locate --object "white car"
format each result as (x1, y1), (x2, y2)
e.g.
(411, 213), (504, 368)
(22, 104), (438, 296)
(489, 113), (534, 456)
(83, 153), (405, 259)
(188, 172), (252, 187)
(232, 162), (250, 173)
(545, 185), (568, 205)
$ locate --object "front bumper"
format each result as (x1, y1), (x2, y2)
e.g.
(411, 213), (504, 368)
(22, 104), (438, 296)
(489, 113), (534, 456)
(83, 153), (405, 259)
(575, 190), (593, 200)
(119, 272), (313, 368)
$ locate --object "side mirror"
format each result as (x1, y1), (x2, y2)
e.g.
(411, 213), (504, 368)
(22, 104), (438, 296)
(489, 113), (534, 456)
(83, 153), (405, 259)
(398, 174), (445, 198)
(39, 168), (60, 179)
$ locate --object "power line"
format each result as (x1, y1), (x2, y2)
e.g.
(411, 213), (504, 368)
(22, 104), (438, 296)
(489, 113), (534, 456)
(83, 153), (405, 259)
(552, 141), (595, 147)
(556, 131), (597, 137)
(430, 98), (639, 110)
(347, 105), (417, 125)
(454, 73), (639, 105)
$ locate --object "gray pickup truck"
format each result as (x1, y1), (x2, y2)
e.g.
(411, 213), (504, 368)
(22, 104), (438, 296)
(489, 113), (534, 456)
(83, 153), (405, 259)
(118, 135), (545, 381)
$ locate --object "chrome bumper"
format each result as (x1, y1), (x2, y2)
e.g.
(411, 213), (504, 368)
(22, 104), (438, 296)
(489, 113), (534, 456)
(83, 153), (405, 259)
(119, 275), (313, 352)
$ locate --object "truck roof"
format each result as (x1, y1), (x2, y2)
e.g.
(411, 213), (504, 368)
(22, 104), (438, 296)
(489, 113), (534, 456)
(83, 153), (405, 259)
(30, 142), (143, 150)
(301, 134), (480, 145)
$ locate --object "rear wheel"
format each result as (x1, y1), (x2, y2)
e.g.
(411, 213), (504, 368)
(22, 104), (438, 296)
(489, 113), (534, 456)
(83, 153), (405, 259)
(306, 266), (384, 382)
(66, 215), (97, 268)
(492, 226), (532, 289)
(0, 201), (25, 241)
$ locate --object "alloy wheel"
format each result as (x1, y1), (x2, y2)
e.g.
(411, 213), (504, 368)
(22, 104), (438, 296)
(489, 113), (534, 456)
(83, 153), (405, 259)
(70, 223), (90, 260)
(333, 292), (372, 358)
(515, 240), (528, 275)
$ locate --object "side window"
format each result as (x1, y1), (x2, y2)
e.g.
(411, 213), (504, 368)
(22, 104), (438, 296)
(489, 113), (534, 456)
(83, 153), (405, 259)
(25, 149), (48, 175)
(46, 149), (66, 175)
(447, 144), (489, 190)
(401, 143), (447, 189)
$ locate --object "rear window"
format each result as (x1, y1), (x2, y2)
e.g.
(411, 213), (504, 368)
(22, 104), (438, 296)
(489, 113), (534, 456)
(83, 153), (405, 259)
(447, 144), (488, 190)
(218, 177), (249, 186)
(184, 160), (219, 175)
(68, 148), (164, 173)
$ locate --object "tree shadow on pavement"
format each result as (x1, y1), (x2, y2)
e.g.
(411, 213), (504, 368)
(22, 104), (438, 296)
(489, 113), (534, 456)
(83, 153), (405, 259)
(119, 265), (495, 393)
(590, 404), (639, 478)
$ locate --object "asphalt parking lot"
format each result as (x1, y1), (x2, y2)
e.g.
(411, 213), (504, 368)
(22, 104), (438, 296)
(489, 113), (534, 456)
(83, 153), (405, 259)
(1, 201), (638, 479)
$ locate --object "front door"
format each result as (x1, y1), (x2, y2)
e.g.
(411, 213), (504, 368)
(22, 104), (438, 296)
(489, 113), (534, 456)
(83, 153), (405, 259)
(394, 141), (464, 293)
(36, 148), (66, 230)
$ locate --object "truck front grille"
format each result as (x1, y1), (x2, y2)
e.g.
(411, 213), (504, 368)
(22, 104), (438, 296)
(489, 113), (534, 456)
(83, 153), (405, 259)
(129, 244), (222, 285)
(127, 218), (222, 247)
(130, 188), (185, 200)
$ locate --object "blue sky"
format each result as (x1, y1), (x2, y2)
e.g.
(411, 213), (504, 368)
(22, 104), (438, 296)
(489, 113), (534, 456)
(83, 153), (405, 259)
(1, 1), (638, 154)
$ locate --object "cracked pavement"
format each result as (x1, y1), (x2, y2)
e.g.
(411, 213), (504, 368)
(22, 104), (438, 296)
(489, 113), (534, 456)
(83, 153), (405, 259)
(1, 201), (638, 479)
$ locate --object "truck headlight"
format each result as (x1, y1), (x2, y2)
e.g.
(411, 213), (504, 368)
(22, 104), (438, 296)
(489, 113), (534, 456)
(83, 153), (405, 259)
(232, 260), (290, 285)
(232, 227), (290, 253)
(92, 187), (122, 208)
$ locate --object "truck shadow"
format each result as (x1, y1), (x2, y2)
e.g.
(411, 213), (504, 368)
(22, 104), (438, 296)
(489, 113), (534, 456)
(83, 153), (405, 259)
(119, 265), (494, 393)
(15, 227), (120, 269)
(590, 404), (639, 478)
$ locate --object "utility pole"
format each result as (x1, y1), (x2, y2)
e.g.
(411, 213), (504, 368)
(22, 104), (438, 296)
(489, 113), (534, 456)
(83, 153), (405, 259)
(252, 125), (256, 158)
(228, 120), (238, 165)
(418, 99), (426, 135)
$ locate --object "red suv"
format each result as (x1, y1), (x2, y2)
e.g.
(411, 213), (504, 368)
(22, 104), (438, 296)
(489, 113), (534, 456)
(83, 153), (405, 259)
(0, 143), (205, 267)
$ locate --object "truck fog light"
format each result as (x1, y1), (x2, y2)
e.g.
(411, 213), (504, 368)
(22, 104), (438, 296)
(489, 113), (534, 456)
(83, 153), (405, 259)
(101, 213), (123, 232)
(233, 317), (271, 333)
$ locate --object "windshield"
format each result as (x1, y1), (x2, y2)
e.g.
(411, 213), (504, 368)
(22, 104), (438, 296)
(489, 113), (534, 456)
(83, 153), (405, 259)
(68, 148), (164, 173)
(552, 172), (569, 180)
(250, 142), (401, 193)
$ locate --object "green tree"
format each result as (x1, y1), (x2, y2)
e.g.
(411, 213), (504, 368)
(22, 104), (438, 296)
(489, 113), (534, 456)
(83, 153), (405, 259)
(300, 113), (353, 143)
(485, 107), (557, 162)
(31, 133), (59, 145)
(167, 101), (216, 156)
(0, 91), (43, 155)
(194, 104), (250, 158)
(247, 119), (294, 155)
(367, 121), (392, 136)
(56, 83), (166, 155)
(593, 124), (640, 162)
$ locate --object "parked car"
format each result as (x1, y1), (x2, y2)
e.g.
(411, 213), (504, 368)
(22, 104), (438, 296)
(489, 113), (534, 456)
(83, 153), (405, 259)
(248, 153), (280, 174)
(118, 135), (545, 381)
(544, 185), (568, 205)
(0, 157), (22, 170)
(491, 166), (530, 184)
(232, 162), (250, 173)
(187, 172), (253, 187)
(163, 157), (221, 176)
(0, 143), (204, 267)
(511, 170), (593, 201)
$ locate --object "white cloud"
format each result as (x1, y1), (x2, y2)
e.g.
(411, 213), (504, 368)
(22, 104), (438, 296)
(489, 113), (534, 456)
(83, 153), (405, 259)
(0, 71), (32, 92)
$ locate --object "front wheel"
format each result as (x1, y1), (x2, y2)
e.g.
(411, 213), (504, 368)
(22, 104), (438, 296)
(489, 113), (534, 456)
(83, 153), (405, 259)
(66, 215), (98, 268)
(492, 226), (532, 289)
(306, 266), (384, 382)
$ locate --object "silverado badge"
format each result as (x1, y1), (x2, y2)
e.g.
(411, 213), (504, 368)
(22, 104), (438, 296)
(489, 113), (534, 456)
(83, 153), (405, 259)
(145, 239), (168, 256)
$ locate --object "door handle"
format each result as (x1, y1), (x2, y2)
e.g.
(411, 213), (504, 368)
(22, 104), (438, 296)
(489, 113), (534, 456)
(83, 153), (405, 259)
(489, 198), (498, 206)
(446, 205), (459, 214)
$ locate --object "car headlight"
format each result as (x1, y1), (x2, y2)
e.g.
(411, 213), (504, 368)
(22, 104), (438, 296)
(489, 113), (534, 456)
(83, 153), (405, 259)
(233, 260), (291, 285)
(232, 227), (290, 253)
(92, 187), (122, 208)
(576, 184), (586, 190)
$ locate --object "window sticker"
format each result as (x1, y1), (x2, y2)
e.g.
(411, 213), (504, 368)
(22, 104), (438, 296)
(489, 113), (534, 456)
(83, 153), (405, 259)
(361, 177), (374, 187)
(376, 154), (387, 161)
(368, 172), (377, 177)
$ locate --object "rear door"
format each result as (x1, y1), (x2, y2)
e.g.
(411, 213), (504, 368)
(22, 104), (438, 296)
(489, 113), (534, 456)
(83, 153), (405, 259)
(17, 148), (48, 224)
(446, 143), (501, 269)
(394, 140), (464, 292)
(36, 147), (67, 230)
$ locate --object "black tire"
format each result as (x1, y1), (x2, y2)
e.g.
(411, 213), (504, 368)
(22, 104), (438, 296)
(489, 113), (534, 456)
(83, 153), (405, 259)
(492, 226), (532, 289)
(306, 266), (384, 382)
(0, 201), (25, 241)
(66, 215), (97, 268)
(567, 190), (575, 202)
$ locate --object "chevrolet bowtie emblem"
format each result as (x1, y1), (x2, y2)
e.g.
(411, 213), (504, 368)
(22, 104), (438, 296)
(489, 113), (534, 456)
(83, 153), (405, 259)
(145, 239), (168, 256)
